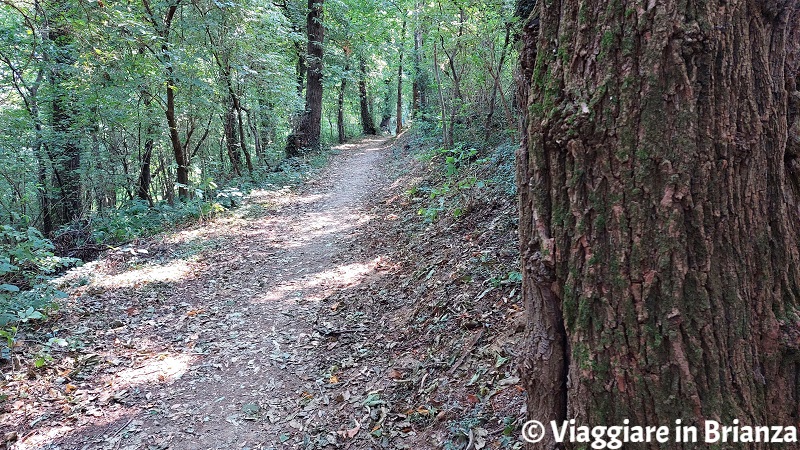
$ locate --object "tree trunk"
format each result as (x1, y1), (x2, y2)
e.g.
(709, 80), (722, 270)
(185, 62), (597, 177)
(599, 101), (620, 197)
(224, 104), (242, 176)
(295, 40), (306, 96)
(165, 63), (189, 199)
(337, 61), (349, 144)
(49, 12), (82, 224)
(396, 19), (406, 135)
(138, 87), (155, 206)
(29, 85), (53, 234)
(286, 0), (325, 156)
(380, 78), (393, 131)
(517, 1), (800, 448)
(152, 2), (189, 200)
(484, 23), (511, 142)
(236, 101), (253, 174)
(358, 58), (377, 135)
(37, 153), (53, 236)
(432, 44), (449, 148)
(412, 20), (426, 117)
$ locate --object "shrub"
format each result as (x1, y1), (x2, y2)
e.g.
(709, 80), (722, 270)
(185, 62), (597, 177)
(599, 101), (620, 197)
(0, 226), (76, 358)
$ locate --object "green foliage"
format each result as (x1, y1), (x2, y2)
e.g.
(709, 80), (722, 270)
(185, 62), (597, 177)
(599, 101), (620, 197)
(440, 144), (478, 176)
(0, 226), (77, 289)
(91, 199), (225, 244)
(0, 226), (75, 358)
(89, 148), (329, 245)
(489, 270), (522, 287)
(490, 141), (518, 195)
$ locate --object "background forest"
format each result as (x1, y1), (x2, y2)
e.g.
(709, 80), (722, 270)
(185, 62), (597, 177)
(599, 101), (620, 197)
(0, 0), (519, 333)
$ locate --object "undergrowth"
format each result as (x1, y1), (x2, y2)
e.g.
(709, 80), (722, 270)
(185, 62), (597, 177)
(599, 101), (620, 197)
(406, 124), (517, 223)
(0, 226), (76, 365)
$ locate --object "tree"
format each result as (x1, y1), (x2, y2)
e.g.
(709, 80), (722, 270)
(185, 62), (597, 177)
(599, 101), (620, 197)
(516, 1), (800, 448)
(337, 57), (350, 144)
(141, 0), (190, 199)
(286, 0), (324, 155)
(357, 57), (377, 135)
(395, 18), (405, 135)
(47, 0), (83, 224)
(410, 0), (426, 117)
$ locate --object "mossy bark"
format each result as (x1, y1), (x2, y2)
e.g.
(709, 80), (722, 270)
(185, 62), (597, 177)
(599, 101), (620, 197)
(517, 1), (800, 448)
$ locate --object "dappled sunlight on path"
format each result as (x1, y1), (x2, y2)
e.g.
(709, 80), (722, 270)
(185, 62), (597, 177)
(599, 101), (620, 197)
(7, 137), (396, 450)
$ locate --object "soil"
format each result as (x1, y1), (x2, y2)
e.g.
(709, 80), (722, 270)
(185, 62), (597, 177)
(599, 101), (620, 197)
(1, 135), (525, 450)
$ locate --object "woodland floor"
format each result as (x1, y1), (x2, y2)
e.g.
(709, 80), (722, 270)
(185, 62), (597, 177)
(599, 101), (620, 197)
(2, 135), (526, 450)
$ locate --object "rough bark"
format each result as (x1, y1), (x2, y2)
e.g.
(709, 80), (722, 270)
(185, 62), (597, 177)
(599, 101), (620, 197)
(517, 1), (800, 448)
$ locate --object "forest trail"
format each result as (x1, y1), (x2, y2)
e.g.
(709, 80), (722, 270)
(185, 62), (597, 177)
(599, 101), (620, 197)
(19, 136), (398, 449)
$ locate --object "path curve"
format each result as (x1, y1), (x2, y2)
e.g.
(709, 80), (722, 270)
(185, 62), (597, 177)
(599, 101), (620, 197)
(43, 137), (394, 450)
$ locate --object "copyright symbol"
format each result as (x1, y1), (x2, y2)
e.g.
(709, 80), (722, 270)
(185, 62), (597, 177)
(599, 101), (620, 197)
(521, 420), (545, 443)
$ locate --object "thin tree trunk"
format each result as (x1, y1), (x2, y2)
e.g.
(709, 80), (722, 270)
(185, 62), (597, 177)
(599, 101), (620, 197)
(412, 8), (426, 117)
(337, 60), (349, 144)
(432, 45), (449, 148)
(166, 64), (189, 199)
(484, 23), (511, 142)
(358, 58), (377, 135)
(517, 2), (800, 448)
(236, 101), (253, 174)
(30, 87), (53, 234)
(147, 1), (189, 200)
(396, 19), (406, 135)
(380, 78), (393, 131)
(246, 109), (262, 161)
(37, 152), (52, 235)
(224, 105), (242, 176)
(138, 87), (155, 206)
(295, 40), (306, 96)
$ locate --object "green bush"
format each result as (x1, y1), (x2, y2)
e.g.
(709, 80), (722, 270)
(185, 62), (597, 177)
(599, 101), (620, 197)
(91, 199), (224, 244)
(0, 226), (76, 358)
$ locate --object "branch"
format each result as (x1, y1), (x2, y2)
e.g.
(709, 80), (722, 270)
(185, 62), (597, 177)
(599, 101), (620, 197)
(190, 115), (214, 158)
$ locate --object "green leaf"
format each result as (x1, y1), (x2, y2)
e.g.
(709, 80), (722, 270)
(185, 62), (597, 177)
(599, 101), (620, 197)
(0, 284), (19, 292)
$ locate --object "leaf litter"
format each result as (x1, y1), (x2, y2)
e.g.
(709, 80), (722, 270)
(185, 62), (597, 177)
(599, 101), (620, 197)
(1, 135), (525, 450)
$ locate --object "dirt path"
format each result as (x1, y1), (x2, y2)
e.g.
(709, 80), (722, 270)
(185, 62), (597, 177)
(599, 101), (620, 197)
(17, 137), (396, 450)
(7, 134), (527, 450)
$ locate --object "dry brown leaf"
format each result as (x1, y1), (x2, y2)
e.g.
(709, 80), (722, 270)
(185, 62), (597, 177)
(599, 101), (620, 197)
(337, 421), (361, 439)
